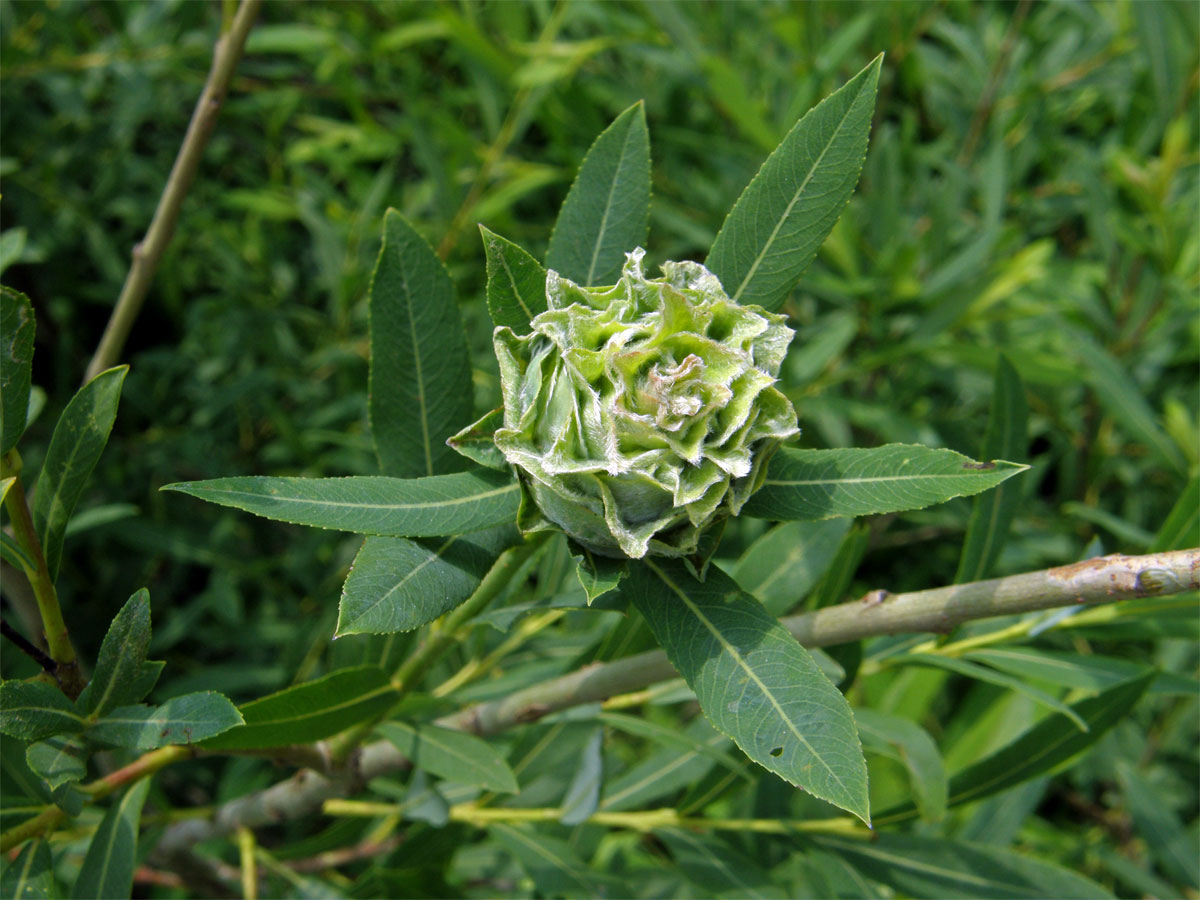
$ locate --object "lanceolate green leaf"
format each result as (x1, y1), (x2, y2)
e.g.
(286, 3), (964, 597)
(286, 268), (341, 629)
(705, 55), (882, 312)
(337, 526), (516, 636)
(743, 444), (1028, 521)
(874, 672), (1155, 826)
(202, 667), (399, 749)
(546, 101), (650, 286)
(731, 518), (851, 615)
(813, 834), (1114, 899)
(70, 778), (150, 900)
(163, 469), (520, 538)
(378, 721), (519, 793)
(491, 823), (623, 899)
(1150, 476), (1198, 551)
(855, 709), (946, 823)
(81, 590), (151, 716)
(658, 828), (776, 899)
(956, 355), (1028, 583)
(369, 209), (472, 478)
(30, 365), (127, 580)
(26, 735), (87, 790)
(1, 839), (57, 900)
(87, 692), (242, 750)
(0, 681), (87, 741)
(0, 286), (35, 456)
(628, 559), (869, 823)
(480, 225), (548, 332)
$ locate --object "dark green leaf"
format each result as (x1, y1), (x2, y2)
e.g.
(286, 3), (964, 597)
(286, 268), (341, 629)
(491, 823), (623, 899)
(0, 682), (86, 741)
(743, 444), (1028, 521)
(963, 647), (1194, 696)
(1, 839), (57, 900)
(658, 828), (780, 899)
(70, 778), (149, 900)
(162, 468), (520, 538)
(480, 225), (548, 332)
(0, 286), (35, 455)
(80, 590), (151, 716)
(600, 718), (731, 812)
(559, 727), (602, 824)
(369, 209), (473, 478)
(629, 559), (869, 823)
(1151, 476), (1199, 551)
(855, 708), (946, 823)
(446, 407), (509, 471)
(814, 833), (1114, 899)
(378, 721), (519, 793)
(87, 692), (243, 750)
(956, 355), (1028, 582)
(731, 518), (851, 615)
(546, 101), (650, 286)
(705, 55), (882, 311)
(30, 366), (127, 579)
(25, 735), (86, 790)
(337, 527), (514, 636)
(572, 545), (626, 604)
(201, 667), (399, 750)
(1117, 761), (1199, 888)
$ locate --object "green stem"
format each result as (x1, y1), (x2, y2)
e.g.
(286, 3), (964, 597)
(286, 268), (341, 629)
(1, 450), (83, 697)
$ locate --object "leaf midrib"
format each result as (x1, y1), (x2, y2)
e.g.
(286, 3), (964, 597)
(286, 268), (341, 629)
(584, 116), (639, 286)
(765, 470), (1015, 487)
(183, 480), (518, 513)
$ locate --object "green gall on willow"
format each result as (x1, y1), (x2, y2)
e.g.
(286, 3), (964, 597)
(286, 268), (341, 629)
(454, 249), (799, 558)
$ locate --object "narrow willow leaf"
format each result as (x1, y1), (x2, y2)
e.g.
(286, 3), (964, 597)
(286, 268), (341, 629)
(855, 709), (946, 823)
(743, 444), (1028, 521)
(956, 355), (1028, 583)
(0, 682), (86, 741)
(813, 834), (1114, 899)
(0, 524), (35, 572)
(369, 209), (472, 478)
(874, 671), (1154, 826)
(480, 225), (548, 332)
(337, 526), (515, 636)
(1, 839), (57, 900)
(794, 846), (885, 899)
(1151, 476), (1199, 551)
(546, 101), (650, 286)
(0, 286), (35, 455)
(1117, 761), (1199, 888)
(378, 721), (519, 793)
(600, 719), (732, 812)
(571, 544), (626, 604)
(81, 590), (151, 716)
(731, 518), (851, 615)
(163, 468), (520, 538)
(659, 828), (779, 899)
(70, 778), (150, 900)
(629, 559), (869, 823)
(201, 667), (399, 750)
(446, 407), (508, 470)
(903, 653), (1089, 731)
(87, 692), (242, 750)
(491, 823), (624, 899)
(963, 648), (1173, 695)
(26, 735), (87, 790)
(30, 365), (127, 579)
(404, 768), (450, 827)
(559, 727), (603, 825)
(599, 712), (747, 777)
(706, 55), (882, 312)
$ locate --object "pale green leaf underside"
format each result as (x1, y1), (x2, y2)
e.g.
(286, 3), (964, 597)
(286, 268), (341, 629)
(369, 208), (473, 478)
(743, 443), (1028, 521)
(202, 667), (399, 749)
(706, 55), (882, 312)
(629, 559), (869, 823)
(546, 101), (650, 287)
(378, 721), (519, 793)
(163, 469), (520, 538)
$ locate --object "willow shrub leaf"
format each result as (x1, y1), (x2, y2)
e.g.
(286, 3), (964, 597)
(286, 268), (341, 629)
(628, 559), (869, 823)
(0, 286), (35, 455)
(559, 726), (603, 825)
(0, 681), (87, 741)
(658, 828), (777, 899)
(30, 365), (127, 580)
(87, 692), (242, 750)
(337, 526), (516, 636)
(854, 709), (947, 823)
(814, 833), (1114, 900)
(743, 444), (1028, 521)
(491, 823), (627, 899)
(445, 406), (508, 471)
(1117, 761), (1200, 889)
(546, 101), (650, 286)
(730, 518), (851, 615)
(964, 647), (1196, 697)
(163, 468), (520, 538)
(571, 545), (626, 605)
(25, 735), (87, 790)
(201, 667), (399, 750)
(378, 721), (518, 793)
(1151, 475), (1199, 551)
(705, 54), (882, 312)
(480, 225), (547, 332)
(77, 590), (150, 717)
(600, 719), (731, 813)
(70, 778), (149, 900)
(875, 671), (1155, 826)
(956, 355), (1029, 583)
(1, 840), (56, 900)
(369, 208), (472, 478)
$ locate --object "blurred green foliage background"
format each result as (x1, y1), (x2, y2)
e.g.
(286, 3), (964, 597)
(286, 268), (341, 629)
(1, 1), (1196, 895)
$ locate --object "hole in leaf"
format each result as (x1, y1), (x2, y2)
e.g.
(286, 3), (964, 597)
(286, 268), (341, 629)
(769, 746), (783, 757)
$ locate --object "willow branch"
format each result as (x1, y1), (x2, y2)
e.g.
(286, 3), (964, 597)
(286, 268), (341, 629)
(83, 0), (262, 382)
(150, 548), (1197, 856)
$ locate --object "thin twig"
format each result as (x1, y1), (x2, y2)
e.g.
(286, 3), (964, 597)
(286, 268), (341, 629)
(83, 0), (262, 382)
(0, 617), (56, 674)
